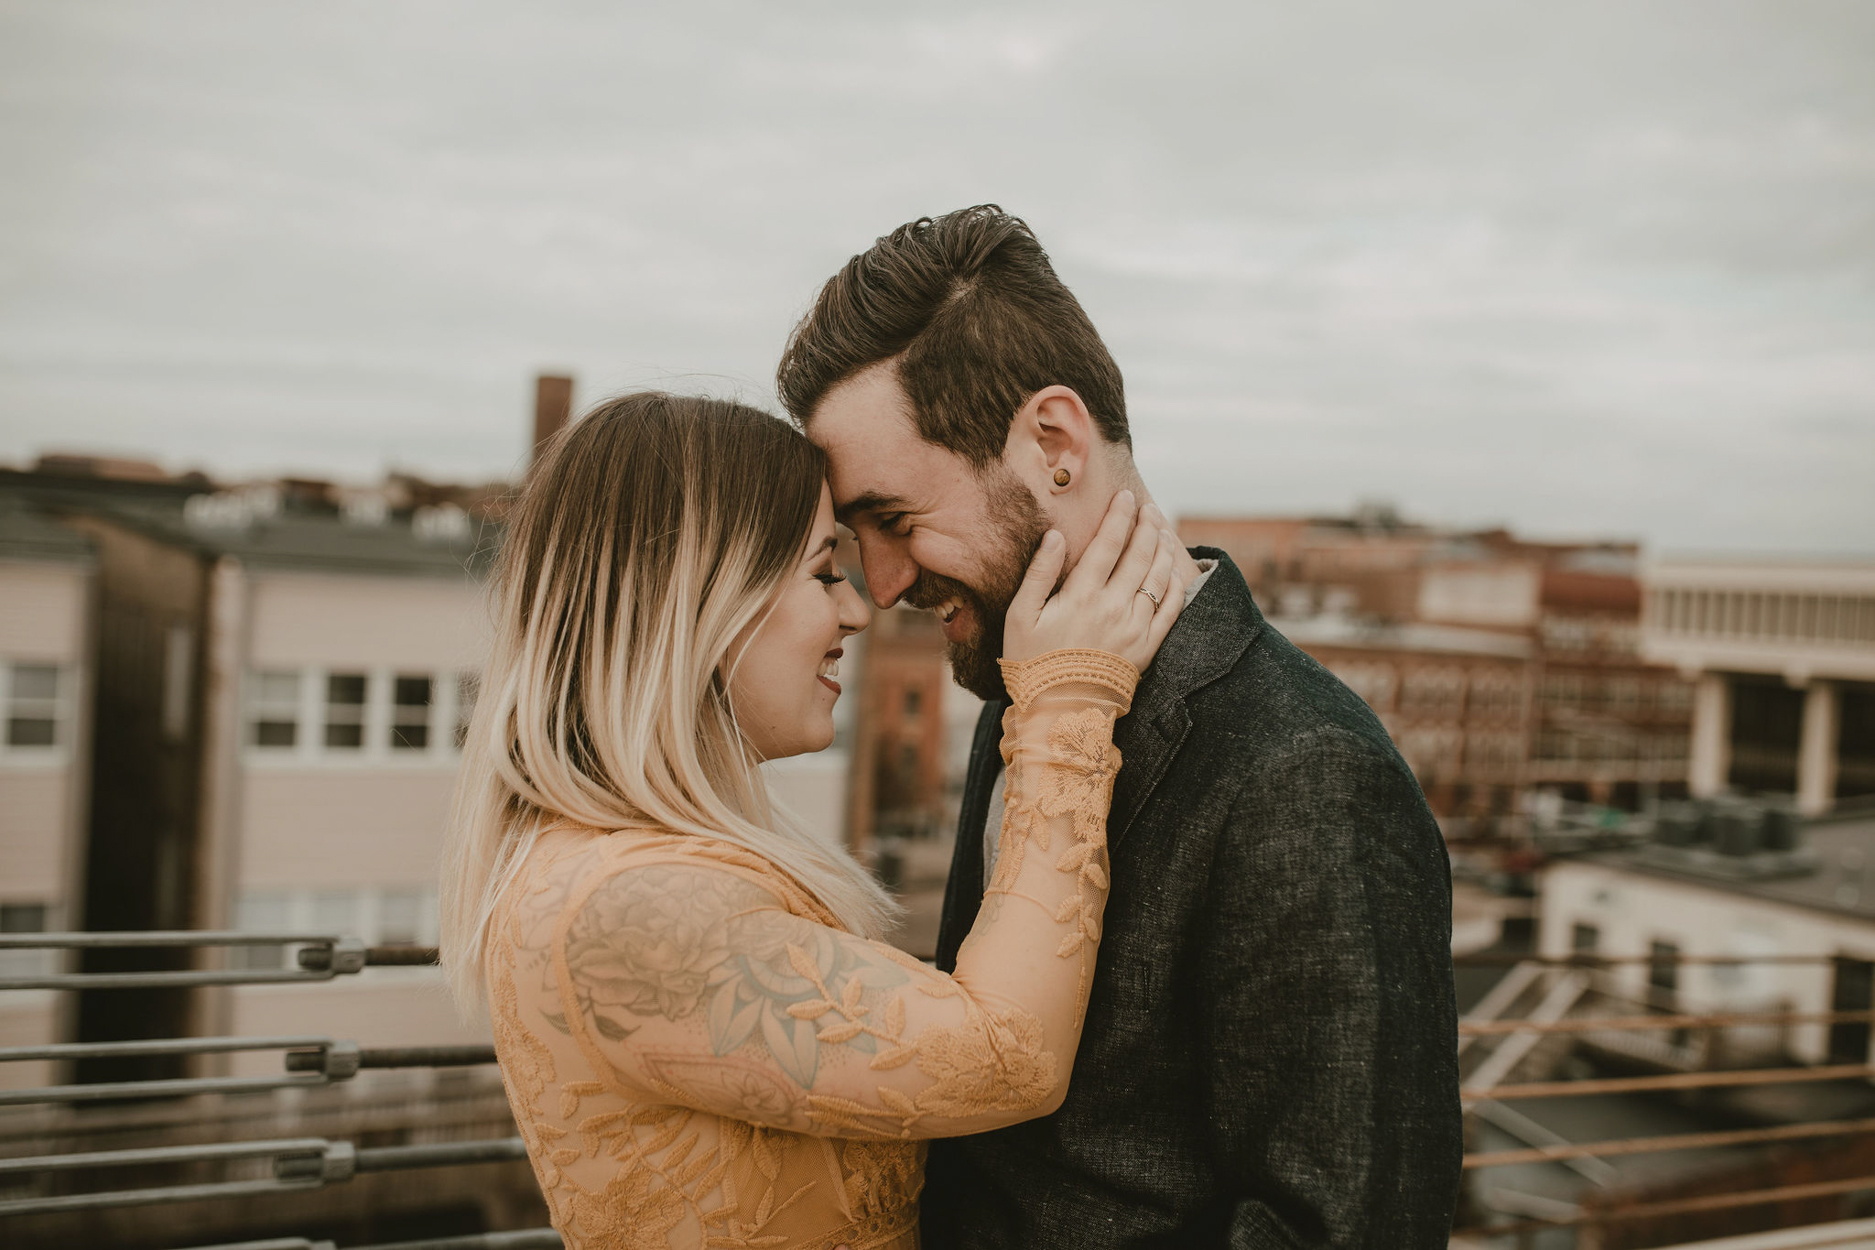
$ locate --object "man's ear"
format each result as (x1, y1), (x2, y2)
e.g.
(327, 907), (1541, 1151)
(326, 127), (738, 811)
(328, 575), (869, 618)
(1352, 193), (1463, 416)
(1006, 385), (1094, 498)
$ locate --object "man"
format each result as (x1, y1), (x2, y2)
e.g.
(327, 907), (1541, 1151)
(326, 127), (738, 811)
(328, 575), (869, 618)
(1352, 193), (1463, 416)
(777, 205), (1461, 1247)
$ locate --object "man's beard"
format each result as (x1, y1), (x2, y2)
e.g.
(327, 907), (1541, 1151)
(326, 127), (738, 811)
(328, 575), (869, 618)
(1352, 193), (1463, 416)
(901, 470), (1051, 703)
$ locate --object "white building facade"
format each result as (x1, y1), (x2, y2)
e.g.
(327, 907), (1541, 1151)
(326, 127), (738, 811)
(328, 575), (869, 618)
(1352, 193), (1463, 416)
(1539, 812), (1875, 1069)
(1642, 557), (1875, 814)
(0, 503), (94, 1088)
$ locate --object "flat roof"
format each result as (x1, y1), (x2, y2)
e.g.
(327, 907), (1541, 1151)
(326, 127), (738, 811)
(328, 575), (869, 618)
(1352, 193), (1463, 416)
(0, 474), (495, 580)
(0, 496), (94, 565)
(1272, 613), (1533, 659)
(1578, 811), (1875, 924)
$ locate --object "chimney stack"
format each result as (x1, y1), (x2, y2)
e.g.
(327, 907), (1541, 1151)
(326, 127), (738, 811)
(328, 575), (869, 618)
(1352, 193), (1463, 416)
(533, 374), (575, 461)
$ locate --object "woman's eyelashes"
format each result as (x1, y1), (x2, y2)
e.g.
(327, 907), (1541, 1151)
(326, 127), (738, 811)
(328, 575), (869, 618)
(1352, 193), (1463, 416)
(814, 569), (847, 587)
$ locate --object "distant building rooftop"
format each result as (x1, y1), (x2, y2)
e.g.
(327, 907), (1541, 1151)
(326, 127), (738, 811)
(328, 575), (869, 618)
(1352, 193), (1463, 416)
(1270, 612), (1534, 659)
(0, 468), (497, 580)
(0, 494), (95, 564)
(1580, 807), (1875, 924)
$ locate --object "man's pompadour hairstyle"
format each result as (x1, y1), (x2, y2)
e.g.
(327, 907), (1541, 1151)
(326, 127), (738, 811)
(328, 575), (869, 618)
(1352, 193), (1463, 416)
(776, 205), (1129, 467)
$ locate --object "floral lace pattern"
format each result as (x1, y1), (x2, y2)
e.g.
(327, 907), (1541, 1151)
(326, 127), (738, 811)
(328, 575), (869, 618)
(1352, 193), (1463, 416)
(483, 649), (1136, 1248)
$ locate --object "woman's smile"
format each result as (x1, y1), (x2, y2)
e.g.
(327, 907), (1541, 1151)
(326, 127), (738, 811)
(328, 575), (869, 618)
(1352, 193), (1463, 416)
(817, 648), (843, 695)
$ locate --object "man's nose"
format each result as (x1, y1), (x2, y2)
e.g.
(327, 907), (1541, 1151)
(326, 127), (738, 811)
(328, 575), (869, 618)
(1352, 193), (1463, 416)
(858, 536), (917, 610)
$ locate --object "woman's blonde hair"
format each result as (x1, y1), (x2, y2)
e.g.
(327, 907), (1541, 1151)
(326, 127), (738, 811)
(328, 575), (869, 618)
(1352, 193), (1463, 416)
(439, 392), (898, 1008)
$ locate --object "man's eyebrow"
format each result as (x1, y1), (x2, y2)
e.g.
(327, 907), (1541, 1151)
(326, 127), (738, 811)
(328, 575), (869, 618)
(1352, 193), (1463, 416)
(834, 491), (910, 524)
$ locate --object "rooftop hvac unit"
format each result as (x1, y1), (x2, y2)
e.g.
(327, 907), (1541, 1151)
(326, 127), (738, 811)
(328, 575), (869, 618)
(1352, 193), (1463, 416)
(1713, 807), (1760, 857)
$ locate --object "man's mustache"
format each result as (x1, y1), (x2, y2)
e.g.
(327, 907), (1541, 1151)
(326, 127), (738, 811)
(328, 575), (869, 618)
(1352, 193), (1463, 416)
(902, 571), (982, 615)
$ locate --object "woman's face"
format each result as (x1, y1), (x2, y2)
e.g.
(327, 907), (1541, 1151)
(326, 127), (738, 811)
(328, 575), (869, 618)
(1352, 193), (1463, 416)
(724, 483), (869, 761)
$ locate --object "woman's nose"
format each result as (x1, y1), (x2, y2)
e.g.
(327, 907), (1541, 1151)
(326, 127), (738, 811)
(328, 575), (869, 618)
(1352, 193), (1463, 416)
(838, 577), (871, 634)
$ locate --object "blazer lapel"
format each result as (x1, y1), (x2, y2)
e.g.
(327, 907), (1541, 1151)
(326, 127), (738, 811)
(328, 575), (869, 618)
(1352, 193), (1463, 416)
(936, 550), (1264, 943)
(1107, 549), (1264, 853)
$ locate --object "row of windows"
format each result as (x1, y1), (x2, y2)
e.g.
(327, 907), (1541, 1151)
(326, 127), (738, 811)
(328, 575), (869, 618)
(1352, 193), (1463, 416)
(1651, 588), (1875, 645)
(1330, 661), (1525, 719)
(1540, 617), (1640, 656)
(1539, 674), (1694, 714)
(246, 668), (477, 757)
(1534, 729), (1690, 763)
(1393, 727), (1525, 780)
(2, 662), (67, 752)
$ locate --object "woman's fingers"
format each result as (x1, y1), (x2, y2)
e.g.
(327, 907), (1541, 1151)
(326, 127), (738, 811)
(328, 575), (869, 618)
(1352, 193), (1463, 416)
(1145, 569), (1184, 653)
(1106, 502), (1164, 607)
(1061, 490), (1137, 597)
(1133, 529), (1178, 618)
(1008, 529), (1067, 628)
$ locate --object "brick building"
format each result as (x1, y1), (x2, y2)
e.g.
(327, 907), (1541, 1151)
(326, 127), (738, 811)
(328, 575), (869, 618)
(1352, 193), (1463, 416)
(1181, 511), (1695, 826)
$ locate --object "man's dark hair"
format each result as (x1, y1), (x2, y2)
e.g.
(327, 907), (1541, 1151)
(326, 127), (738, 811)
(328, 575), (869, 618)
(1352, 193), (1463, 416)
(776, 205), (1129, 467)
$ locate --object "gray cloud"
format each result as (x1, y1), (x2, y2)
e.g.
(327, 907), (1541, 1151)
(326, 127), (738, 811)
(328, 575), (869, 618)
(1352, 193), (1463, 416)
(1, 0), (1870, 552)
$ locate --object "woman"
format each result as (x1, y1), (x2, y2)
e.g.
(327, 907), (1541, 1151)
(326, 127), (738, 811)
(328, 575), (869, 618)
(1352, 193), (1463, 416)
(440, 393), (1183, 1249)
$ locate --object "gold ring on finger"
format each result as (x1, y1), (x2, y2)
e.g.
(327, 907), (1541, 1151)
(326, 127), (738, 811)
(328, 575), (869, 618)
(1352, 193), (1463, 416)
(1137, 586), (1161, 607)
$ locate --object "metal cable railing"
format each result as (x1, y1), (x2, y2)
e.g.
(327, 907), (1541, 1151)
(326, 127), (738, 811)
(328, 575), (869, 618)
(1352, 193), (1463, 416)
(0, 930), (554, 1248)
(0, 1037), (498, 1107)
(1452, 953), (1875, 1243)
(7, 937), (1874, 1245)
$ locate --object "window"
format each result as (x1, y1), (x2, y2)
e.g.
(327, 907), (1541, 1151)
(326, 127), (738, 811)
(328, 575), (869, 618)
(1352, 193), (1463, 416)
(310, 890), (356, 937)
(1649, 940), (1680, 998)
(0, 901), (50, 977)
(229, 891), (290, 970)
(1830, 957), (1874, 1064)
(324, 673), (367, 749)
(1570, 923), (1602, 968)
(5, 663), (61, 748)
(247, 670), (301, 748)
(903, 687), (922, 719)
(1658, 681), (1693, 713)
(1401, 668), (1465, 715)
(391, 675), (431, 750)
(0, 902), (47, 934)
(378, 890), (423, 945)
(455, 672), (479, 750)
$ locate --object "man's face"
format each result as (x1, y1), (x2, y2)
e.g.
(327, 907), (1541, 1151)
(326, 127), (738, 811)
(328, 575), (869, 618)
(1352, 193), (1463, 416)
(808, 363), (1049, 701)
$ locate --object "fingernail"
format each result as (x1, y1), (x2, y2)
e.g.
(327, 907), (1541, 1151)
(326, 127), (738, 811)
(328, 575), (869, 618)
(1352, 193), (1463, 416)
(1043, 530), (1063, 549)
(1119, 489), (1135, 506)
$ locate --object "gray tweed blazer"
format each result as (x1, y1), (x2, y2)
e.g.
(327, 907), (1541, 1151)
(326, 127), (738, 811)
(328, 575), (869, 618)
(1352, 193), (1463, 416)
(921, 550), (1462, 1248)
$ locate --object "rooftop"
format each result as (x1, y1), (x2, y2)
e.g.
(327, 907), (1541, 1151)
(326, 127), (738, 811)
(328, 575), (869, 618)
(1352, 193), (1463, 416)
(0, 469), (498, 581)
(0, 496), (94, 565)
(1578, 807), (1875, 924)
(1270, 612), (1534, 659)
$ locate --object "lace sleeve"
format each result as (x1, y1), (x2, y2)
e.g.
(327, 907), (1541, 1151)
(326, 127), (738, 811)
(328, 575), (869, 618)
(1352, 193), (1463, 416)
(537, 649), (1137, 1142)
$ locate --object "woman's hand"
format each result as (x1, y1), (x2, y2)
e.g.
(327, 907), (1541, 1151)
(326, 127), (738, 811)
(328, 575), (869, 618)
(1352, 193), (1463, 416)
(1002, 489), (1185, 673)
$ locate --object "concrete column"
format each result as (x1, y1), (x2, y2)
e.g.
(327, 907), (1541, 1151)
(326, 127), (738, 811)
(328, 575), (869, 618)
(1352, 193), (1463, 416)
(1796, 680), (1840, 816)
(1688, 671), (1731, 798)
(193, 554), (248, 1051)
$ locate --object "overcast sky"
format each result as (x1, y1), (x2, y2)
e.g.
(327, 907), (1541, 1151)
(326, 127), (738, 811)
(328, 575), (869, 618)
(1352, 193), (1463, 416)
(2, 1), (1870, 554)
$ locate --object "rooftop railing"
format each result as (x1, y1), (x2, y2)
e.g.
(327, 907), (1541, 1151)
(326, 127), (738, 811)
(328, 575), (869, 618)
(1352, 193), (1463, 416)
(0, 930), (554, 1250)
(5, 936), (1874, 1247)
(1452, 950), (1875, 1245)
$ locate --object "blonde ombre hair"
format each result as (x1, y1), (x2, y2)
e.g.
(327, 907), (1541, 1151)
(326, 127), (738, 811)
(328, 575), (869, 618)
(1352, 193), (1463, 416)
(439, 393), (898, 1008)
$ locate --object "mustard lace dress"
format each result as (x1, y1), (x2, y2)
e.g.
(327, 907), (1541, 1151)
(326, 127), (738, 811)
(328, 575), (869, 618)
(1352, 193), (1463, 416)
(484, 650), (1137, 1249)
